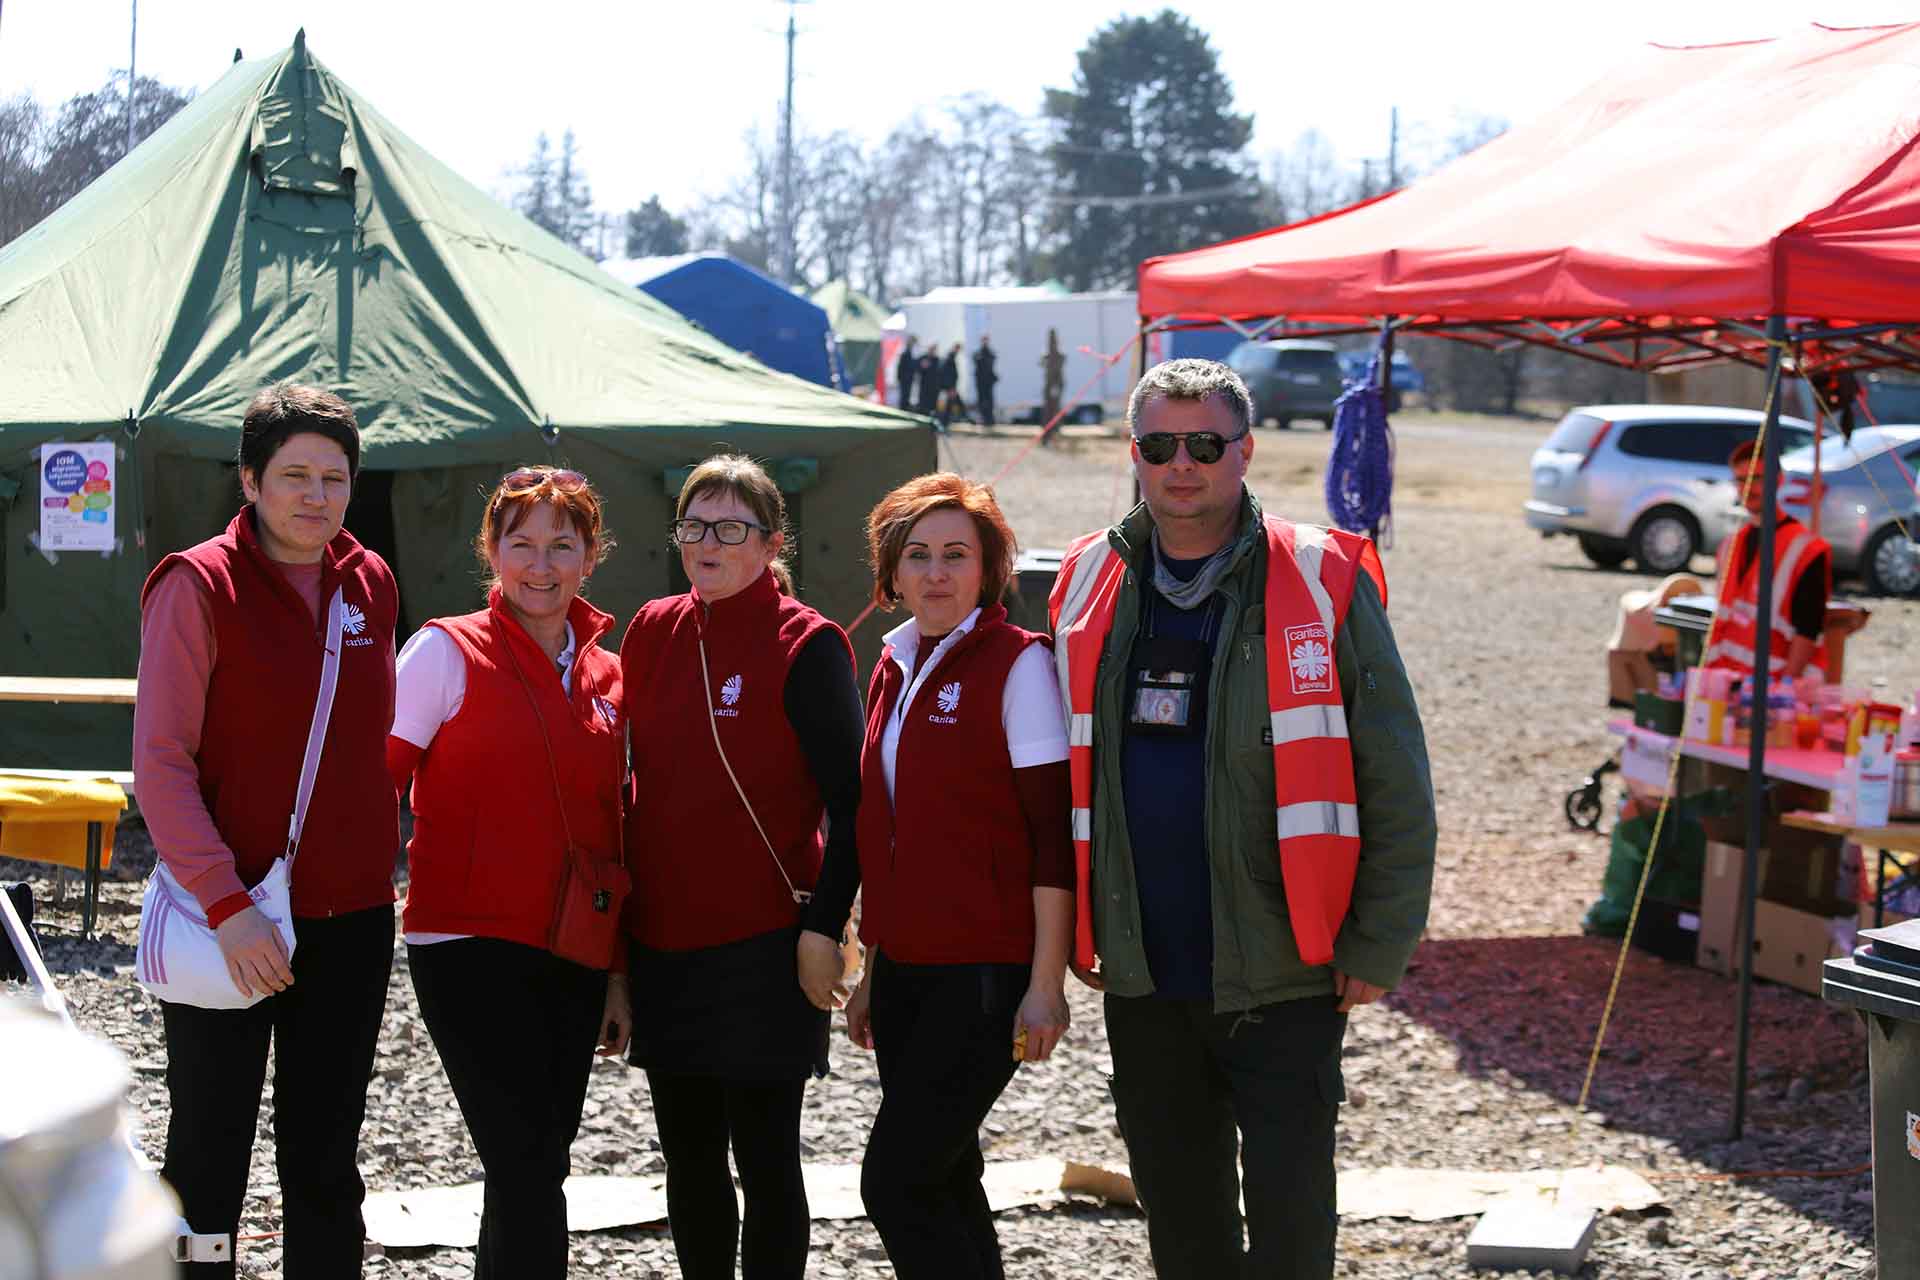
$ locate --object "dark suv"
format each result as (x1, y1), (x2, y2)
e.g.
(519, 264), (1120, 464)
(1227, 339), (1344, 429)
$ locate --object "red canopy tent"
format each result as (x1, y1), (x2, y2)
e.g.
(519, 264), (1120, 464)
(1139, 22), (1920, 379)
(1136, 22), (1920, 1142)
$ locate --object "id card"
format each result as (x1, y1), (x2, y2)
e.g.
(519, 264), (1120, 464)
(1131, 669), (1197, 729)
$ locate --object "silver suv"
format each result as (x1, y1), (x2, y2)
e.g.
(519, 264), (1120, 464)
(1525, 405), (1822, 573)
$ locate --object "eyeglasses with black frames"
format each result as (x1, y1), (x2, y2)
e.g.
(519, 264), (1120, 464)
(672, 516), (770, 546)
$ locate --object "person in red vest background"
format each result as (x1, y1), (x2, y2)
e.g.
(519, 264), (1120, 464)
(615, 454), (864, 1280)
(386, 466), (627, 1278)
(1049, 358), (1436, 1279)
(132, 382), (399, 1278)
(798, 472), (1073, 1278)
(1702, 439), (1837, 679)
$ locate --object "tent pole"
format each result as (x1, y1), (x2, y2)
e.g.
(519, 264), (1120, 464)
(1131, 316), (1150, 508)
(1730, 312), (1786, 1141)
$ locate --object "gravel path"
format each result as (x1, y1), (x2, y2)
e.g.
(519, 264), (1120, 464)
(9, 412), (1917, 1277)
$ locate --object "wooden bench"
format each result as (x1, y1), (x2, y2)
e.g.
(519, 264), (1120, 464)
(0, 770), (134, 939)
(0, 678), (139, 939)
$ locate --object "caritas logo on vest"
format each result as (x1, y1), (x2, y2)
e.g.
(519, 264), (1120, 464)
(341, 603), (376, 648)
(929, 681), (961, 724)
(716, 674), (743, 716)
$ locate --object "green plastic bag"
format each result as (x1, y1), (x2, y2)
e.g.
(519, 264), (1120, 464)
(1581, 788), (1734, 936)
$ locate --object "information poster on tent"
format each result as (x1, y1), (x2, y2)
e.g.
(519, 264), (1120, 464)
(39, 442), (116, 551)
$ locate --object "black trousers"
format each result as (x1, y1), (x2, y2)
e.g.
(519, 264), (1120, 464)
(158, 903), (394, 1280)
(976, 387), (995, 426)
(647, 1070), (810, 1280)
(409, 937), (606, 1280)
(861, 955), (1027, 1280)
(1105, 993), (1347, 1280)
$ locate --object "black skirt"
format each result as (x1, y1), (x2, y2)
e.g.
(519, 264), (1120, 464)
(626, 925), (830, 1081)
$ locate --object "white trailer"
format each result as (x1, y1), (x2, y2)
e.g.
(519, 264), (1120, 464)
(895, 287), (1139, 424)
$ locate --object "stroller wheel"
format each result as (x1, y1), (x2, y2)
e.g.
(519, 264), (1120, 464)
(1565, 785), (1603, 831)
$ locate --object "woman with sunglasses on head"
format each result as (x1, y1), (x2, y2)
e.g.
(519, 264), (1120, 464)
(385, 466), (628, 1279)
(614, 453), (864, 1280)
(798, 472), (1074, 1280)
(134, 382), (399, 1279)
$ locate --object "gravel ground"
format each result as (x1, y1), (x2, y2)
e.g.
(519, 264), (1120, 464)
(9, 411), (1919, 1277)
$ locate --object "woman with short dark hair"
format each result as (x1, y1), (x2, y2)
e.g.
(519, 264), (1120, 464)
(800, 471), (1073, 1279)
(614, 453), (864, 1279)
(133, 380), (399, 1278)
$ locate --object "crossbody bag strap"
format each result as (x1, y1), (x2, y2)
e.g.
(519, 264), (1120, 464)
(696, 620), (811, 906)
(285, 586), (346, 872)
(494, 613), (578, 855)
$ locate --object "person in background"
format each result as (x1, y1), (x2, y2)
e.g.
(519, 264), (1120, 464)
(1702, 438), (1838, 679)
(972, 335), (998, 426)
(615, 454), (865, 1280)
(386, 466), (628, 1279)
(1049, 358), (1436, 1279)
(133, 382), (399, 1279)
(936, 342), (963, 432)
(799, 472), (1073, 1279)
(1039, 329), (1066, 445)
(895, 337), (920, 413)
(917, 343), (943, 418)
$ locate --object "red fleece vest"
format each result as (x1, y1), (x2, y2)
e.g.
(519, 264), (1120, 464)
(403, 592), (625, 953)
(621, 571), (848, 950)
(141, 508), (399, 918)
(855, 607), (1044, 965)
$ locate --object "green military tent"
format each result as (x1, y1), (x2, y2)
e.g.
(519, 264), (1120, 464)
(812, 280), (890, 390)
(0, 33), (932, 769)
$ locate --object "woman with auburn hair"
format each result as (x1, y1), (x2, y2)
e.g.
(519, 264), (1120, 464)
(614, 453), (864, 1279)
(798, 471), (1073, 1279)
(133, 382), (399, 1278)
(386, 465), (629, 1279)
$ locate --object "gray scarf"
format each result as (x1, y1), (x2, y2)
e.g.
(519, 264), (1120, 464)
(1150, 527), (1238, 611)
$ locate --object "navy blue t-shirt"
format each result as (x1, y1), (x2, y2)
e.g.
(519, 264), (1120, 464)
(1120, 553), (1221, 1000)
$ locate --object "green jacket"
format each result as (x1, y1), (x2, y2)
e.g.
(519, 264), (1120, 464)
(1080, 491), (1437, 1012)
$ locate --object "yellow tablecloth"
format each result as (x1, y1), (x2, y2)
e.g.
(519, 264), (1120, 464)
(0, 773), (126, 869)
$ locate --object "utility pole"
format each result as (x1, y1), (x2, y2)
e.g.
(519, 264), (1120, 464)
(778, 0), (798, 284)
(1387, 105), (1399, 189)
(126, 0), (138, 158)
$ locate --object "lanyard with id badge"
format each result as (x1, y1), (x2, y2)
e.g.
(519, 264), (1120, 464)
(1128, 589), (1224, 736)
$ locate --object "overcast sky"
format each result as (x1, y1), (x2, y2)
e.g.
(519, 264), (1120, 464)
(4, 0), (1916, 216)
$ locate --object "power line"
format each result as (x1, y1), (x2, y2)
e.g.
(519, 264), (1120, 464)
(1041, 182), (1262, 210)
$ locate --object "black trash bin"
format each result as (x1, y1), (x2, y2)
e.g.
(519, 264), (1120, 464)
(1822, 918), (1920, 1276)
(1003, 549), (1064, 633)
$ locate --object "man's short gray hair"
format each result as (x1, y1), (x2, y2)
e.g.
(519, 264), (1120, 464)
(1126, 358), (1255, 434)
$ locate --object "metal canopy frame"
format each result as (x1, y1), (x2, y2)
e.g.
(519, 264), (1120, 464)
(1139, 311), (1920, 379)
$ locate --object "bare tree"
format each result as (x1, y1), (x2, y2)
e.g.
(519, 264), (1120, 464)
(0, 93), (47, 246)
(0, 74), (190, 251)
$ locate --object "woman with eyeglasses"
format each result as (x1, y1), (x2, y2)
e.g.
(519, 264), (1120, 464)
(798, 472), (1073, 1279)
(385, 466), (628, 1279)
(614, 453), (864, 1280)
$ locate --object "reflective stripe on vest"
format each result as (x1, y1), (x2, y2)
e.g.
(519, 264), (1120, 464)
(1048, 515), (1383, 971)
(1702, 521), (1827, 676)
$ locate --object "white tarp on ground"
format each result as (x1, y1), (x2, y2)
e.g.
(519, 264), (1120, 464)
(362, 1160), (1661, 1247)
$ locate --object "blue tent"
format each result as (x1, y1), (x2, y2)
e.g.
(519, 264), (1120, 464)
(603, 254), (844, 388)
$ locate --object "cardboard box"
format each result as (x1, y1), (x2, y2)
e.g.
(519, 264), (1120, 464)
(1697, 841), (1751, 975)
(1750, 900), (1853, 995)
(1698, 840), (1854, 979)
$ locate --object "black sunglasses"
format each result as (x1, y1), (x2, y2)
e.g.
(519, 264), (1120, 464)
(1133, 427), (1249, 466)
(672, 516), (770, 546)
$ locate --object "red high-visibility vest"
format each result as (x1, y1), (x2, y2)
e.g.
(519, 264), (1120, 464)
(1702, 519), (1829, 676)
(1048, 514), (1385, 970)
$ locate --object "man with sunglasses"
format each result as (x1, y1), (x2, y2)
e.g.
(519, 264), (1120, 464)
(1049, 358), (1435, 1279)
